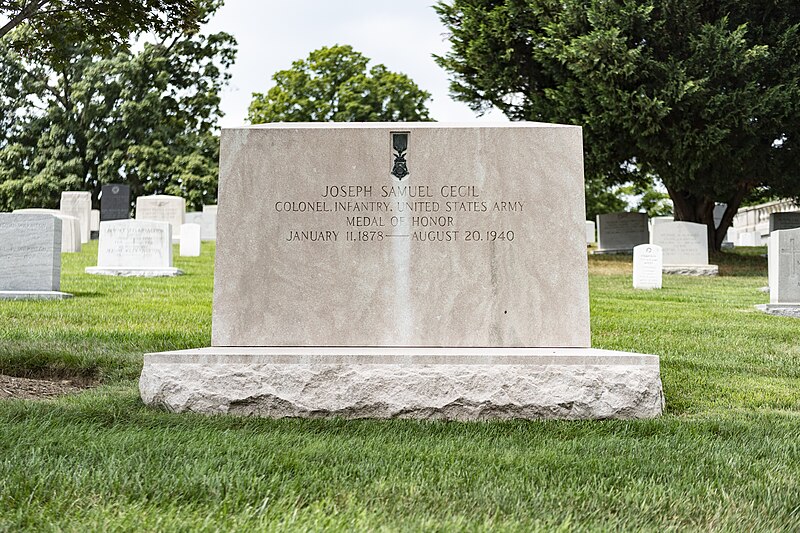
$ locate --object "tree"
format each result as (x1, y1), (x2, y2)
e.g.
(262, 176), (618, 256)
(435, 0), (800, 250)
(0, 0), (197, 44)
(0, 3), (235, 211)
(248, 44), (432, 123)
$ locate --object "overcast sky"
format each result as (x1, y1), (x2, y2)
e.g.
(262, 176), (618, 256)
(204, 0), (506, 127)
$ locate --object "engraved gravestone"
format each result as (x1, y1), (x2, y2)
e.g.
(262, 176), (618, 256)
(86, 220), (182, 277)
(13, 209), (81, 253)
(769, 228), (800, 304)
(651, 221), (718, 276)
(136, 194), (185, 240)
(633, 244), (662, 290)
(140, 123), (663, 420)
(595, 212), (649, 253)
(60, 191), (91, 244)
(0, 213), (71, 299)
(90, 209), (100, 239)
(769, 212), (800, 233)
(100, 184), (130, 221)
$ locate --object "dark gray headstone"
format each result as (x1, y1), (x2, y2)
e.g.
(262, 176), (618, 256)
(0, 213), (61, 291)
(769, 212), (800, 233)
(100, 184), (131, 221)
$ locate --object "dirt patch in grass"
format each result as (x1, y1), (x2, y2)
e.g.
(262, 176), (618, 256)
(0, 374), (91, 400)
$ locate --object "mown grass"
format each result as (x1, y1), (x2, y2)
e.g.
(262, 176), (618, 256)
(1, 243), (799, 531)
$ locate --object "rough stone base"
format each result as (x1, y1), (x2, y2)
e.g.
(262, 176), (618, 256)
(755, 304), (800, 318)
(591, 249), (633, 255)
(663, 265), (719, 276)
(140, 347), (664, 420)
(85, 267), (183, 277)
(0, 290), (73, 300)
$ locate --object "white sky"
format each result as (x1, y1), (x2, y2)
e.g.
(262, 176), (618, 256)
(204, 0), (507, 127)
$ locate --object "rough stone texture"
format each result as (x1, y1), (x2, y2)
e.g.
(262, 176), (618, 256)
(60, 191), (91, 243)
(651, 221), (709, 266)
(0, 291), (72, 300)
(633, 244), (662, 289)
(214, 123), (590, 348)
(755, 304), (800, 318)
(85, 267), (182, 277)
(768, 228), (800, 304)
(135, 194), (185, 239)
(140, 347), (664, 420)
(0, 213), (62, 291)
(596, 212), (649, 253)
(662, 265), (719, 276)
(100, 184), (130, 221)
(86, 219), (180, 277)
(13, 209), (81, 253)
(180, 223), (201, 256)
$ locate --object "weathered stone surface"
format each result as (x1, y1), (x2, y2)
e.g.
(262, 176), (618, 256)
(0, 213), (62, 292)
(140, 347), (664, 420)
(769, 212), (800, 233)
(633, 244), (662, 289)
(86, 219), (182, 277)
(135, 194), (185, 239)
(214, 123), (590, 348)
(662, 265), (718, 276)
(651, 221), (709, 266)
(60, 191), (91, 244)
(13, 209), (81, 252)
(595, 212), (649, 253)
(768, 228), (800, 304)
(755, 304), (800, 318)
(0, 290), (72, 300)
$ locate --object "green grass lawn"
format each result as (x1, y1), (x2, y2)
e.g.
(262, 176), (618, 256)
(2, 243), (799, 531)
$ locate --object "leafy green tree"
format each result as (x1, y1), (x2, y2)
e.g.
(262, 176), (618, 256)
(0, 0), (197, 44)
(248, 44), (432, 123)
(0, 4), (235, 211)
(435, 0), (800, 250)
(584, 176), (627, 222)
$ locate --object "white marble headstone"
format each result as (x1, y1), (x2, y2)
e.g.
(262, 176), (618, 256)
(738, 231), (758, 247)
(585, 220), (595, 244)
(769, 228), (800, 304)
(201, 205), (217, 241)
(180, 223), (201, 256)
(0, 213), (62, 291)
(60, 191), (91, 244)
(86, 220), (181, 277)
(90, 209), (100, 232)
(650, 221), (708, 266)
(13, 209), (81, 253)
(135, 195), (185, 239)
(633, 244), (663, 290)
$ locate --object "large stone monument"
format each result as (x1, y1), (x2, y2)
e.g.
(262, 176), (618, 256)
(758, 228), (800, 317)
(100, 184), (130, 221)
(651, 221), (718, 276)
(86, 220), (182, 277)
(595, 212), (649, 253)
(60, 191), (91, 244)
(0, 213), (72, 300)
(140, 123), (663, 420)
(135, 194), (185, 241)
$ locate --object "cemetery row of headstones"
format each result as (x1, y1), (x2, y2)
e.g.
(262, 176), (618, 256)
(590, 212), (718, 276)
(0, 187), (218, 297)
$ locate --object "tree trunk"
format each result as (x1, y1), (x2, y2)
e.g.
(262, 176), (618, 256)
(667, 185), (750, 252)
(0, 0), (51, 40)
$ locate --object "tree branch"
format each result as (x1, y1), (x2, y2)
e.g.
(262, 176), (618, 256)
(0, 0), (52, 40)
